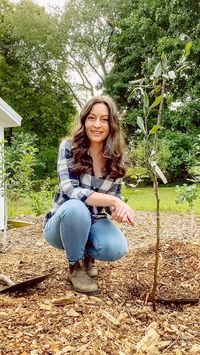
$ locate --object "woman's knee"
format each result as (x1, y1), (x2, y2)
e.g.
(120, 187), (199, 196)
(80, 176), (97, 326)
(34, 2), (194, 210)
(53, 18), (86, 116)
(60, 199), (91, 222)
(43, 219), (64, 250)
(88, 219), (128, 261)
(104, 238), (128, 261)
(93, 235), (128, 261)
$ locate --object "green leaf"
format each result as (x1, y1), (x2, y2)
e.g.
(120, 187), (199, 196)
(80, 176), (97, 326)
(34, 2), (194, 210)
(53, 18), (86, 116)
(149, 95), (162, 110)
(143, 92), (149, 108)
(150, 125), (161, 134)
(166, 94), (173, 106)
(137, 116), (146, 134)
(153, 62), (162, 79)
(154, 85), (161, 94)
(161, 51), (166, 63)
(176, 64), (189, 73)
(161, 51), (168, 70)
(185, 42), (192, 57)
(129, 88), (137, 99)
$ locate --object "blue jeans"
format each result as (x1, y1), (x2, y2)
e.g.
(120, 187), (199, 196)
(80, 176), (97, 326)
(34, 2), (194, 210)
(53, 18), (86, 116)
(43, 200), (128, 264)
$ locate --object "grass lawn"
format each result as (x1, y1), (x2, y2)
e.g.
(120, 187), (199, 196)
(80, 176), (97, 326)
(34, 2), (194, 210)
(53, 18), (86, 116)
(123, 186), (200, 214)
(8, 195), (35, 217)
(8, 186), (200, 217)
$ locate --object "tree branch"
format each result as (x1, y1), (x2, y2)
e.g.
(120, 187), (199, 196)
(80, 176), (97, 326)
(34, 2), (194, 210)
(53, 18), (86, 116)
(69, 54), (95, 96)
(64, 80), (83, 108)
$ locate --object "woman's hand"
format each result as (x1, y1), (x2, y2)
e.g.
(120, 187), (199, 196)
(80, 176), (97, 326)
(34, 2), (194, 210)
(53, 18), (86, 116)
(110, 201), (135, 225)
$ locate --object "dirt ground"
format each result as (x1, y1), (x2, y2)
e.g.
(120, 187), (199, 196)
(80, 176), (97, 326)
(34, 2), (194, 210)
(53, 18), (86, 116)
(0, 211), (200, 355)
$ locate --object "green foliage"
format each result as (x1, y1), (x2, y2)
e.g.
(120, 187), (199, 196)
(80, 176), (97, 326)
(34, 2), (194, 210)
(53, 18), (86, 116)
(61, 0), (122, 102)
(162, 103), (200, 133)
(0, 0), (76, 179)
(0, 139), (4, 195)
(175, 184), (199, 210)
(128, 44), (196, 309)
(164, 131), (196, 180)
(106, 0), (199, 102)
(128, 46), (192, 185)
(129, 138), (171, 177)
(32, 177), (58, 192)
(105, 0), (200, 180)
(30, 178), (54, 216)
(189, 166), (200, 181)
(34, 147), (58, 180)
(188, 134), (200, 183)
(5, 132), (38, 198)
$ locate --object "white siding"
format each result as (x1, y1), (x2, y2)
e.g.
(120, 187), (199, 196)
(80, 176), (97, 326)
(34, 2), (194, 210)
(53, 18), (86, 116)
(0, 126), (4, 230)
(0, 98), (22, 230)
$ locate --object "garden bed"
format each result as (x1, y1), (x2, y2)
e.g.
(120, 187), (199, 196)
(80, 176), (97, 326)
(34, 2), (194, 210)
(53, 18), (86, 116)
(0, 211), (200, 354)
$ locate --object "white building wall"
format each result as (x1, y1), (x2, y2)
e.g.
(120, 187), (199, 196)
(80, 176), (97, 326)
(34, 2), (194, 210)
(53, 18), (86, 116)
(0, 126), (4, 230)
(0, 98), (22, 231)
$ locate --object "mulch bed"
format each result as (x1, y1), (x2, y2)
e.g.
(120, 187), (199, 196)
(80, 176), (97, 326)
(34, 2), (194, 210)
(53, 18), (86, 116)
(0, 212), (200, 354)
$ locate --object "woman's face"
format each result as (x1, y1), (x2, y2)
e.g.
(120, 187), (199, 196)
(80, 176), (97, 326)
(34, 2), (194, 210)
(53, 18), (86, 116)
(85, 103), (110, 145)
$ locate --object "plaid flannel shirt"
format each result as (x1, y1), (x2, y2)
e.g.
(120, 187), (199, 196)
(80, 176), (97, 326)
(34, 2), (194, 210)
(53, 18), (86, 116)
(44, 139), (122, 225)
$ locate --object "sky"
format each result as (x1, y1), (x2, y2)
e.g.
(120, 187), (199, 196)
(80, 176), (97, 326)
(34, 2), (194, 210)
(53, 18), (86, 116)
(12, 0), (66, 11)
(33, 0), (66, 10)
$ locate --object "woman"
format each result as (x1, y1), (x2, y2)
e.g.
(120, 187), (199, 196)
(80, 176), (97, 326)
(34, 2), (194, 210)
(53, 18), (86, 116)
(43, 95), (135, 294)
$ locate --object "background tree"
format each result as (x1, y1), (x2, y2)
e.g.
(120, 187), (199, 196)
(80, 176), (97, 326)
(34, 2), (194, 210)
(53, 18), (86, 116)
(60, 0), (130, 106)
(0, 0), (76, 178)
(1, 0), (199, 182)
(105, 0), (200, 181)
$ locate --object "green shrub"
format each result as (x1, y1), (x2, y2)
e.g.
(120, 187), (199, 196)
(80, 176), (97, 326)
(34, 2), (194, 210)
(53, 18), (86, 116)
(34, 146), (58, 179)
(5, 132), (38, 198)
(175, 183), (199, 210)
(32, 177), (58, 192)
(164, 131), (196, 181)
(31, 178), (56, 216)
(128, 137), (171, 183)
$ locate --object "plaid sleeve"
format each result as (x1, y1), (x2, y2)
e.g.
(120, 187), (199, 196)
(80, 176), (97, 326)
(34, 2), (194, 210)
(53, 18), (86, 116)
(105, 178), (122, 214)
(58, 140), (94, 202)
(106, 178), (122, 198)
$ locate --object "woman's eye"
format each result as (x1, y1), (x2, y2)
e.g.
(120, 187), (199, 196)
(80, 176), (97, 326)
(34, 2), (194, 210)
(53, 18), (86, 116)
(101, 118), (109, 123)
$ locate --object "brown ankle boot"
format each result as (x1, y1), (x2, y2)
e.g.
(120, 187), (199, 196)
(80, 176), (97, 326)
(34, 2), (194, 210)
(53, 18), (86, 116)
(68, 261), (98, 294)
(83, 257), (98, 277)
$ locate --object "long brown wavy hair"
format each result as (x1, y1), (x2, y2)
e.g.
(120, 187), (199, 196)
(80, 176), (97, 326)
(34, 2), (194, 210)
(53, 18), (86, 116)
(71, 95), (126, 178)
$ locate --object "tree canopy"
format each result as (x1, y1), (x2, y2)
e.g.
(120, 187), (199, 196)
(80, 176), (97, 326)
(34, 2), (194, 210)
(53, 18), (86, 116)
(0, 0), (76, 177)
(0, 0), (199, 181)
(104, 0), (200, 181)
(105, 0), (200, 105)
(0, 0), (77, 177)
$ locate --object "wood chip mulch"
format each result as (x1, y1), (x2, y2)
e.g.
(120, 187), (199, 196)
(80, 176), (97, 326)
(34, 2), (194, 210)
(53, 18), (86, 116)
(0, 211), (200, 355)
